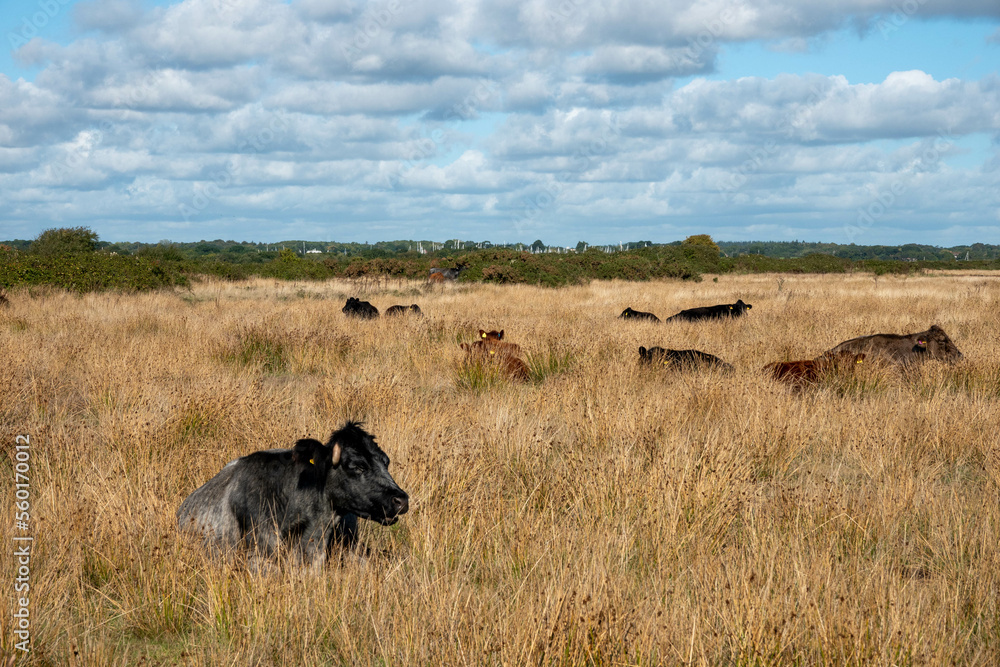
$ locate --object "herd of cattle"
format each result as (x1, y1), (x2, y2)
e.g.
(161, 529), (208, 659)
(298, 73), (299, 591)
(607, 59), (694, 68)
(619, 298), (962, 387)
(177, 294), (964, 566)
(342, 297), (421, 319)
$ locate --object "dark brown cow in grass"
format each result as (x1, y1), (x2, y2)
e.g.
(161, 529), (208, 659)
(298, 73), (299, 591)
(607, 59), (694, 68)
(386, 304), (422, 316)
(821, 325), (962, 365)
(473, 329), (522, 355)
(665, 299), (752, 323)
(460, 329), (529, 381)
(619, 307), (660, 323)
(638, 346), (733, 371)
(765, 352), (866, 388)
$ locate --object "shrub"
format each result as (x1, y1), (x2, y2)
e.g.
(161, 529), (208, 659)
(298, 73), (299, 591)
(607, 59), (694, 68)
(681, 234), (721, 255)
(0, 253), (188, 292)
(30, 227), (99, 256)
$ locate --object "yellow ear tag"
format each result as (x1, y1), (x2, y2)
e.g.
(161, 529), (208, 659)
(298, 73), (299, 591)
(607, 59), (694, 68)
(489, 350), (495, 355)
(309, 458), (314, 465)
(482, 332), (487, 338)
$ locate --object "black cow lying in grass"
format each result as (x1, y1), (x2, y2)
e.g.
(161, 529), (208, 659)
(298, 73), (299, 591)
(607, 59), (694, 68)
(619, 307), (661, 323)
(386, 304), (422, 316)
(821, 324), (962, 365)
(177, 422), (409, 566)
(343, 297), (379, 319)
(638, 346), (733, 371)
(665, 299), (752, 322)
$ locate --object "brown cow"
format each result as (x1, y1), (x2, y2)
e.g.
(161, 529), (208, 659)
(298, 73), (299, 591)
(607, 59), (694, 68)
(460, 330), (529, 381)
(473, 330), (523, 355)
(386, 304), (422, 316)
(821, 325), (962, 365)
(765, 352), (866, 388)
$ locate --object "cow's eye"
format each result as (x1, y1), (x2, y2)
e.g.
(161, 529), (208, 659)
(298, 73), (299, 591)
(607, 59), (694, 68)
(348, 463), (367, 475)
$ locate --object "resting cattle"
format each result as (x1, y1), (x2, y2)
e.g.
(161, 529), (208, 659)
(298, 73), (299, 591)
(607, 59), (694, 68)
(475, 329), (522, 354)
(619, 307), (661, 323)
(342, 297), (379, 319)
(821, 325), (962, 365)
(638, 346), (733, 371)
(177, 422), (408, 565)
(460, 330), (530, 381)
(386, 304), (422, 316)
(665, 299), (752, 323)
(765, 352), (865, 388)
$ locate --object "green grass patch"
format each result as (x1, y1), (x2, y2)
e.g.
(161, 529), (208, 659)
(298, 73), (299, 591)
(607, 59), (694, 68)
(217, 324), (290, 374)
(455, 360), (513, 393)
(525, 348), (575, 383)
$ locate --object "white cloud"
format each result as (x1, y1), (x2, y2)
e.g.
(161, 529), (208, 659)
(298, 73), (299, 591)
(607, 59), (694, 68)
(0, 0), (998, 244)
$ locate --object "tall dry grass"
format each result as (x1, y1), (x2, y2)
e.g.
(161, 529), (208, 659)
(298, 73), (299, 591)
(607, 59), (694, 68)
(1, 273), (999, 665)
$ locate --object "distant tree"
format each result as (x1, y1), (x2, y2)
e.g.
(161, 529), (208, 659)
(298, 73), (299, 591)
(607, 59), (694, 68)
(576, 241), (588, 253)
(138, 243), (184, 261)
(531, 239), (545, 252)
(30, 227), (99, 256)
(681, 234), (720, 255)
(193, 243), (219, 255)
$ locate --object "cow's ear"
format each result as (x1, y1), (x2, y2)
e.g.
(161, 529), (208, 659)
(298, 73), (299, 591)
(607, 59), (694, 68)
(292, 438), (323, 465)
(330, 442), (342, 467)
(498, 330), (504, 340)
(639, 346), (646, 355)
(479, 330), (487, 339)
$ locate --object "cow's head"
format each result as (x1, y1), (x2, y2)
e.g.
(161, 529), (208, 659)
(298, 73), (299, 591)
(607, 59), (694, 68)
(731, 300), (752, 315)
(638, 346), (665, 363)
(320, 422), (409, 525)
(921, 325), (963, 362)
(479, 329), (504, 341)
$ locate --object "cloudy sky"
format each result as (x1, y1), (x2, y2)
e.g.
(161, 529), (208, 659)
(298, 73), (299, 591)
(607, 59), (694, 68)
(1, 0), (998, 245)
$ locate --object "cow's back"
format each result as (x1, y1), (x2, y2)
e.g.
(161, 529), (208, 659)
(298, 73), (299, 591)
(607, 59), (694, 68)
(825, 333), (914, 363)
(177, 460), (243, 547)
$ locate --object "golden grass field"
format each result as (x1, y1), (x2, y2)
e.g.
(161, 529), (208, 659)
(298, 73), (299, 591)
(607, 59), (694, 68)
(1, 272), (999, 666)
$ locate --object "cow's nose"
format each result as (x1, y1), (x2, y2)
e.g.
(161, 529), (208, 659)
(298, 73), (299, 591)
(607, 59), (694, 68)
(393, 495), (409, 515)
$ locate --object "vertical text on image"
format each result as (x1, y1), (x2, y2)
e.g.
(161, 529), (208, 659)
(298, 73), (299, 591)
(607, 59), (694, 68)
(12, 434), (32, 653)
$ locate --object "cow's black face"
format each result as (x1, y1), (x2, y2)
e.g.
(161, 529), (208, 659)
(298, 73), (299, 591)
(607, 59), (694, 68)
(325, 424), (409, 525)
(924, 325), (963, 362)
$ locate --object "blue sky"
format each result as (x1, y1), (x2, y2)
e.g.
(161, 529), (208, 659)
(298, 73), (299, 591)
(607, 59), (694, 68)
(1, 0), (998, 246)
